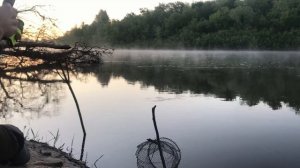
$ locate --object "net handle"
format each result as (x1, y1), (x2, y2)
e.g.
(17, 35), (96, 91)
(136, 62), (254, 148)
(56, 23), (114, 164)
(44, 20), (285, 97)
(152, 105), (167, 168)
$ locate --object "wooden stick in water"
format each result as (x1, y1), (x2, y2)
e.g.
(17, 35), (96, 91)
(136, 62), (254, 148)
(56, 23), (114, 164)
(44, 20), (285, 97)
(152, 105), (167, 168)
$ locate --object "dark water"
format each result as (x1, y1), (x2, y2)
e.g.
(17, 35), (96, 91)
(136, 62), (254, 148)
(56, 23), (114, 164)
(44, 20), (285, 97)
(1, 50), (300, 168)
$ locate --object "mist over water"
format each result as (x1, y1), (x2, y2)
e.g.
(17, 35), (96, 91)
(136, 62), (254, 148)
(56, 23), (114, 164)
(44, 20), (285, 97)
(109, 49), (300, 68)
(1, 50), (300, 168)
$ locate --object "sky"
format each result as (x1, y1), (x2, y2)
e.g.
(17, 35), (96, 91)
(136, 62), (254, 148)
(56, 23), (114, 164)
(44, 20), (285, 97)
(14, 0), (207, 33)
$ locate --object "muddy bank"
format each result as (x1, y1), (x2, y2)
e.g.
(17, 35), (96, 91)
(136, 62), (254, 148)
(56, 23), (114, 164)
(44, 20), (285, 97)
(11, 140), (88, 168)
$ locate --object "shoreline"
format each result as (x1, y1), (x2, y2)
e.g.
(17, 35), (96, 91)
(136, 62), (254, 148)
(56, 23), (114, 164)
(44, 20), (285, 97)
(15, 140), (88, 168)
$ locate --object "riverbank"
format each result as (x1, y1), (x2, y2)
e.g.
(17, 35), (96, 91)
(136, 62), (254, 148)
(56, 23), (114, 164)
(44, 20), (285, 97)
(15, 140), (88, 168)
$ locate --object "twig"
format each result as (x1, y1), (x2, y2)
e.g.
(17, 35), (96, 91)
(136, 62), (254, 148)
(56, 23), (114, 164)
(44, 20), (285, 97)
(152, 105), (167, 168)
(68, 136), (75, 157)
(30, 128), (40, 141)
(94, 155), (104, 168)
(48, 129), (60, 147)
(58, 63), (87, 161)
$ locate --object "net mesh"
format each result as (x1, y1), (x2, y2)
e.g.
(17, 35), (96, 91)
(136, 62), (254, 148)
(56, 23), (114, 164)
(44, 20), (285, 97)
(136, 137), (181, 168)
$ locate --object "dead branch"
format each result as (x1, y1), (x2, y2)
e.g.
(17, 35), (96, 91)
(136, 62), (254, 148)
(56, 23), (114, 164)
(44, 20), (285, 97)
(0, 41), (114, 65)
(16, 41), (71, 49)
(18, 5), (57, 25)
(0, 40), (71, 49)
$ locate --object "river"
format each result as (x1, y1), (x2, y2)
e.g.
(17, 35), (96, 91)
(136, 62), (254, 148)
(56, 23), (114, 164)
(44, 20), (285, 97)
(1, 50), (300, 168)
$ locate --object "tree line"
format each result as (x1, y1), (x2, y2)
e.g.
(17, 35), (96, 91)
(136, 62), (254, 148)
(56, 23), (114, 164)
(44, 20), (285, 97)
(57, 0), (300, 50)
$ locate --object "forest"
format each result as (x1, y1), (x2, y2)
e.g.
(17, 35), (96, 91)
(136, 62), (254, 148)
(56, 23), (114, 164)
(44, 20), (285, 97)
(57, 0), (300, 50)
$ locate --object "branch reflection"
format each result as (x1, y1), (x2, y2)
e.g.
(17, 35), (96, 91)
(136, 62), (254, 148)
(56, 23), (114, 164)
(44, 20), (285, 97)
(0, 57), (87, 160)
(0, 65), (64, 118)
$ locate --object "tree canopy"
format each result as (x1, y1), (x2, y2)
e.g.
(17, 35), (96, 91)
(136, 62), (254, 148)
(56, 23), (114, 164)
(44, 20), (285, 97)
(58, 0), (300, 50)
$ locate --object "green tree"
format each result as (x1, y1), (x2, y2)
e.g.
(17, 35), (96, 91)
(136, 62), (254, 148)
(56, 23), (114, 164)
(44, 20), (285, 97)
(58, 0), (300, 50)
(229, 5), (255, 28)
(209, 7), (233, 30)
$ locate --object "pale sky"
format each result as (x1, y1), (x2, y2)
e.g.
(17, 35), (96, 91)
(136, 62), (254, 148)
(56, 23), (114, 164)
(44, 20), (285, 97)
(14, 0), (207, 33)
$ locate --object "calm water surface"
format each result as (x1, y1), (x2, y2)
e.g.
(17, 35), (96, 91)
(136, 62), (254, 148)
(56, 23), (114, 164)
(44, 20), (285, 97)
(1, 50), (300, 168)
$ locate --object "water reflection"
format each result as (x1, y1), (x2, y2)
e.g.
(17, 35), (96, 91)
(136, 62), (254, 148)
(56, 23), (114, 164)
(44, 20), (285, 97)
(0, 65), (65, 118)
(57, 65), (87, 161)
(2, 50), (300, 117)
(3, 51), (299, 116)
(0, 64), (87, 160)
(80, 63), (300, 114)
(1, 50), (300, 167)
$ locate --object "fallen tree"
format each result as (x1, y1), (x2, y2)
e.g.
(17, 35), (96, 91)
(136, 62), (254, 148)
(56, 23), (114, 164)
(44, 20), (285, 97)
(0, 40), (114, 65)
